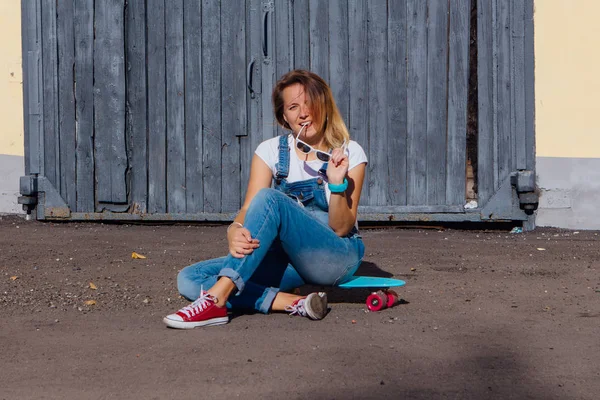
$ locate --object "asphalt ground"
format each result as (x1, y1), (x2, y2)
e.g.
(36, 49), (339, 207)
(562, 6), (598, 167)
(1, 215), (598, 399)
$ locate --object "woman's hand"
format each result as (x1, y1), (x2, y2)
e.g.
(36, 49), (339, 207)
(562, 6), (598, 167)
(227, 225), (260, 258)
(326, 145), (349, 184)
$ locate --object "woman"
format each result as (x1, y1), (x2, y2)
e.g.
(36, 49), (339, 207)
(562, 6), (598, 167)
(163, 70), (368, 329)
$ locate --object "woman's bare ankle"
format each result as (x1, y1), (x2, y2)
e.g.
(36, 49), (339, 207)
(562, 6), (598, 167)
(207, 277), (237, 307)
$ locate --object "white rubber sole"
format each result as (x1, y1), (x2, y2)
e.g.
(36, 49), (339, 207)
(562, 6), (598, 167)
(163, 316), (229, 329)
(304, 292), (328, 320)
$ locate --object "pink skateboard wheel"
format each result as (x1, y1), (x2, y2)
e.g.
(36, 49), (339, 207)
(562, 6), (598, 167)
(386, 290), (399, 308)
(366, 291), (387, 312)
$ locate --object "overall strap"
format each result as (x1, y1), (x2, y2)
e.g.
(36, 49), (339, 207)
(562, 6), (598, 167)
(275, 134), (290, 182)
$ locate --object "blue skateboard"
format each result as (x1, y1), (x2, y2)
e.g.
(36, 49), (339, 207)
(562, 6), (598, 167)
(338, 276), (406, 311)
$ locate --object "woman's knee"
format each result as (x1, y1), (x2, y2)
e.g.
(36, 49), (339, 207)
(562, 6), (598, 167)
(251, 188), (285, 209)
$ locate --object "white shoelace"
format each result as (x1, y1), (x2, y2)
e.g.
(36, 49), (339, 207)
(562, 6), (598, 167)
(285, 298), (307, 317)
(179, 289), (218, 318)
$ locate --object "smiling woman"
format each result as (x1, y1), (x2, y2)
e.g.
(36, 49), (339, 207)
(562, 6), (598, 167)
(163, 70), (369, 329)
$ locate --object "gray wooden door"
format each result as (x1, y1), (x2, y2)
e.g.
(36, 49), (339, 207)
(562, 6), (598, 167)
(257, 0), (471, 214)
(20, 0), (535, 224)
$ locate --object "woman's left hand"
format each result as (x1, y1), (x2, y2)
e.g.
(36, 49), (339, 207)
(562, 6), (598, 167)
(326, 146), (349, 184)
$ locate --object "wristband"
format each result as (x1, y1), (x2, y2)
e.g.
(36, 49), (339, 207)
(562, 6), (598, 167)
(328, 178), (348, 193)
(227, 221), (243, 233)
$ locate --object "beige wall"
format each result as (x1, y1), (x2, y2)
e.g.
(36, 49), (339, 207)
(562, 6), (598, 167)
(0, 0), (24, 157)
(535, 0), (600, 158)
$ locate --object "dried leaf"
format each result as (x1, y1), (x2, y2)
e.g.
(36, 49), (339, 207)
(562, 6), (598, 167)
(131, 252), (147, 259)
(10, 276), (18, 281)
(89, 282), (97, 290)
(537, 248), (546, 251)
(84, 300), (96, 306)
(410, 268), (416, 272)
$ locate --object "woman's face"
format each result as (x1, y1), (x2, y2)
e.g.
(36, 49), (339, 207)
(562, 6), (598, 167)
(281, 83), (321, 141)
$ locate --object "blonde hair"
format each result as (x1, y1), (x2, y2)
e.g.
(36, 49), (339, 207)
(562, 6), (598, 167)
(272, 70), (349, 149)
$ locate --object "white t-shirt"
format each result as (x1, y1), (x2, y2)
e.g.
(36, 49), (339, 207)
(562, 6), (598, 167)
(255, 134), (368, 204)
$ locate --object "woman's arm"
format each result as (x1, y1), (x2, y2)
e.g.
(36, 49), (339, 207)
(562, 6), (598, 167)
(227, 155), (273, 258)
(327, 151), (366, 236)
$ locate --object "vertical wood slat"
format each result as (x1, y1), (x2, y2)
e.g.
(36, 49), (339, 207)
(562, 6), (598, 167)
(496, 0), (511, 184)
(125, 0), (147, 214)
(406, 0), (427, 206)
(511, 0), (527, 170)
(366, 1), (387, 206)
(387, 0), (408, 206)
(426, 0), (449, 205)
(446, 0), (470, 205)
(477, 0), (495, 206)
(292, 0), (310, 70)
(184, 0), (203, 213)
(242, 0), (263, 204)
(147, 0), (166, 213)
(261, 1), (275, 142)
(57, 0), (76, 210)
(202, 0), (222, 213)
(21, 0), (43, 175)
(221, 0), (245, 212)
(74, 0), (95, 212)
(274, 0), (293, 137)
(524, 0), (536, 171)
(309, 0), (329, 81)
(328, 0), (349, 123)
(348, 1), (369, 201)
(41, 0), (59, 190)
(94, 0), (127, 205)
(166, 0), (186, 213)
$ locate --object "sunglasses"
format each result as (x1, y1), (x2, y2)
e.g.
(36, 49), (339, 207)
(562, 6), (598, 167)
(294, 123), (347, 162)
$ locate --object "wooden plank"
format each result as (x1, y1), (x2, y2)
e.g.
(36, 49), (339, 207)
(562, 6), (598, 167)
(125, 0), (147, 214)
(94, 0), (127, 205)
(366, 1), (387, 206)
(292, 0), (310, 70)
(406, 0), (427, 206)
(524, 0), (535, 171)
(274, 0), (293, 137)
(56, 0), (76, 210)
(476, 0), (495, 206)
(21, 0), (42, 175)
(511, 0), (527, 170)
(348, 1), (369, 202)
(387, 0), (408, 206)
(309, 0), (329, 81)
(74, 0), (95, 212)
(221, 0), (245, 212)
(184, 0), (203, 213)
(165, 1), (186, 213)
(146, 0), (167, 213)
(41, 0), (60, 190)
(241, 0), (263, 203)
(201, 0), (222, 213)
(496, 0), (511, 184)
(446, 0), (470, 206)
(426, 0), (449, 205)
(328, 0), (349, 122)
(261, 1), (275, 142)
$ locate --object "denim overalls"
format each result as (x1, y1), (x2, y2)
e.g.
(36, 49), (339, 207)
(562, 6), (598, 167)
(177, 135), (365, 313)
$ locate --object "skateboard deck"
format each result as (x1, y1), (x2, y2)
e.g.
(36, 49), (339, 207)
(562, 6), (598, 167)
(338, 276), (406, 289)
(338, 276), (406, 312)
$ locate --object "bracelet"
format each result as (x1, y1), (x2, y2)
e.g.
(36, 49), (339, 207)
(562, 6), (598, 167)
(328, 178), (348, 193)
(227, 222), (243, 233)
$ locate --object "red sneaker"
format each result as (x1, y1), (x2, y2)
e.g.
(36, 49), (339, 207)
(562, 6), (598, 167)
(163, 291), (229, 329)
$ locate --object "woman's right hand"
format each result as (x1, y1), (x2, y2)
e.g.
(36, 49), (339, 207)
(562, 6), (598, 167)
(228, 225), (260, 258)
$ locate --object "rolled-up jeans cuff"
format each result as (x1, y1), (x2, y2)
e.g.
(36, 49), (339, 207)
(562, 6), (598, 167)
(258, 287), (279, 314)
(218, 268), (245, 292)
